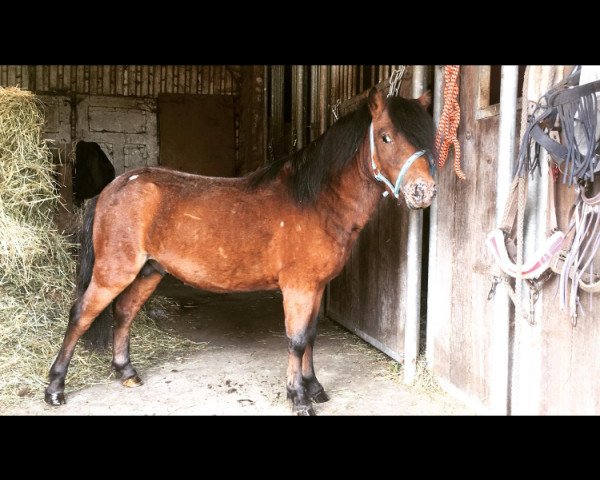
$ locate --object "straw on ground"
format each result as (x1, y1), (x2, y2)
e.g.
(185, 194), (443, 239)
(0, 86), (198, 410)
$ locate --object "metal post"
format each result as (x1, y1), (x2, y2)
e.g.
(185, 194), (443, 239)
(310, 65), (319, 142)
(513, 65), (563, 415)
(490, 65), (519, 415)
(292, 65), (306, 149)
(319, 66), (329, 134)
(426, 65), (444, 369)
(403, 65), (427, 385)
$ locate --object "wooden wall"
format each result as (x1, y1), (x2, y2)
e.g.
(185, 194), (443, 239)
(428, 65), (600, 414)
(0, 65), (239, 97)
(426, 66), (498, 409)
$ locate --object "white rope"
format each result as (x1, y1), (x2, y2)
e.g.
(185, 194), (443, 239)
(387, 66), (406, 98)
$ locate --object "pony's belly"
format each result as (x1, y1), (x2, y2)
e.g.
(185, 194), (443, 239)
(158, 256), (280, 293)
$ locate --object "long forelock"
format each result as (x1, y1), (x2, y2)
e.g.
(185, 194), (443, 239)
(386, 96), (434, 152)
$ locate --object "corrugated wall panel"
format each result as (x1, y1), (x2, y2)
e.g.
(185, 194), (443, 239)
(0, 66), (239, 97)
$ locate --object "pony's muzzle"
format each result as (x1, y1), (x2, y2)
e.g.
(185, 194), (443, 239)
(403, 180), (436, 209)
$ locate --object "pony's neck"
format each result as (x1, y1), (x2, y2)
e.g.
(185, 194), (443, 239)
(319, 133), (383, 243)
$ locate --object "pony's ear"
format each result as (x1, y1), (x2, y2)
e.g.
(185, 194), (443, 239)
(368, 87), (385, 119)
(417, 90), (432, 109)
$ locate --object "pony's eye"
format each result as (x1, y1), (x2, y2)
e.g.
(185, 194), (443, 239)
(382, 133), (392, 144)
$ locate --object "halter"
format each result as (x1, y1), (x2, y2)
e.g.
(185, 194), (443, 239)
(369, 123), (432, 199)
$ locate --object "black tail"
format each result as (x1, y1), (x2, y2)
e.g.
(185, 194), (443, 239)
(79, 196), (113, 350)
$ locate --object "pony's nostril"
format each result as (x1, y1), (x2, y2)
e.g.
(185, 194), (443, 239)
(413, 183), (425, 201)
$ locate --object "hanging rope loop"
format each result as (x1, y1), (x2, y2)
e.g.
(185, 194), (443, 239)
(387, 66), (406, 98)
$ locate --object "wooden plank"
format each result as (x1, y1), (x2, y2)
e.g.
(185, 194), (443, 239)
(200, 65), (207, 94)
(101, 65), (108, 95)
(56, 65), (64, 91)
(153, 65), (161, 96)
(0, 65), (7, 86)
(160, 65), (167, 94)
(34, 65), (41, 90)
(123, 65), (129, 96)
(140, 65), (148, 98)
(184, 65), (191, 94)
(172, 65), (180, 93)
(84, 65), (90, 94)
(7, 65), (16, 86)
(21, 65), (30, 89)
(136, 65), (142, 97)
(89, 65), (98, 95)
(61, 65), (69, 92)
(14, 66), (22, 88)
(118, 65), (125, 95)
(191, 65), (198, 94)
(166, 65), (173, 93)
(181, 65), (188, 94)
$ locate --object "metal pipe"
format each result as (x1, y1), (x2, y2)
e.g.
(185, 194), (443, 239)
(490, 65), (519, 415)
(426, 65), (444, 369)
(514, 65), (559, 415)
(310, 65), (319, 142)
(403, 65), (427, 385)
(329, 66), (340, 124)
(292, 65), (306, 149)
(319, 66), (329, 134)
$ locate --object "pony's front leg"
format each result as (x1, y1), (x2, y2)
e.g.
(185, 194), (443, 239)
(281, 284), (325, 416)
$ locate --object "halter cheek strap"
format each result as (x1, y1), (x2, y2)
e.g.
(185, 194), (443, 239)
(369, 123), (429, 199)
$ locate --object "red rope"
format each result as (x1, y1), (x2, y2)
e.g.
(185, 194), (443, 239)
(435, 65), (465, 180)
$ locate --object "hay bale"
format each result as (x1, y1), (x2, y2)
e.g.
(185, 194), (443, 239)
(0, 86), (196, 410)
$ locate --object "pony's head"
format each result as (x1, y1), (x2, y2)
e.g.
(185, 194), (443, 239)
(367, 87), (436, 209)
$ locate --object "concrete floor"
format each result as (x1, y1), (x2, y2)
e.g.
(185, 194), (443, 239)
(9, 277), (474, 416)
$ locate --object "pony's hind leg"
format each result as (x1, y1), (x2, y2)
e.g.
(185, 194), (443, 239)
(281, 284), (325, 416)
(112, 267), (164, 387)
(45, 275), (137, 406)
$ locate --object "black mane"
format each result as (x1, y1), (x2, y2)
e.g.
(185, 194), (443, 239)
(247, 95), (434, 205)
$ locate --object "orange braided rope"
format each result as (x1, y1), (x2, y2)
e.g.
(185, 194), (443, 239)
(435, 65), (465, 180)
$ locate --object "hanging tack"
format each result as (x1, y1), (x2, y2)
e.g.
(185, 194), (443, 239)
(387, 66), (406, 97)
(435, 65), (465, 180)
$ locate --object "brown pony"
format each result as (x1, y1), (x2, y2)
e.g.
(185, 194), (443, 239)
(45, 87), (436, 415)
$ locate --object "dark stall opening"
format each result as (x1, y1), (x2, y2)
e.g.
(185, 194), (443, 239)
(72, 140), (115, 206)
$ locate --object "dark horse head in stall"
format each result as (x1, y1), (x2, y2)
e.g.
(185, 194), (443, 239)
(73, 141), (116, 206)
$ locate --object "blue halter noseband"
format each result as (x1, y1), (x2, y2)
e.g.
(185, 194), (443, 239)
(369, 123), (434, 199)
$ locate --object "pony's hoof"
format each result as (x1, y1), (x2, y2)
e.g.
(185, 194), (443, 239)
(294, 406), (316, 416)
(45, 391), (66, 406)
(121, 375), (143, 388)
(312, 390), (330, 403)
